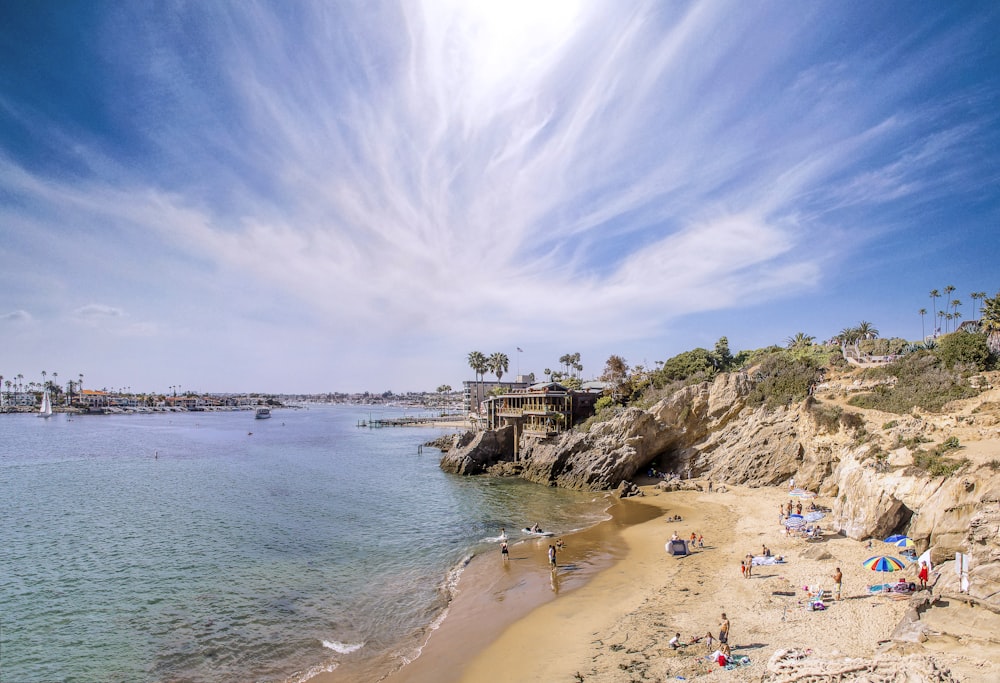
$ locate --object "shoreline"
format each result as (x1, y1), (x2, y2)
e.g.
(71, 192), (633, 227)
(311, 481), (1000, 682)
(309, 491), (659, 683)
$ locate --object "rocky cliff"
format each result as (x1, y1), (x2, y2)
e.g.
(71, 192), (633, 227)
(439, 369), (1000, 609)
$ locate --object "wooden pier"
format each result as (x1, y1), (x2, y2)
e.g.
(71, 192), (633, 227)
(357, 415), (465, 428)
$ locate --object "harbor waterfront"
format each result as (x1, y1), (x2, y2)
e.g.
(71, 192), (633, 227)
(0, 405), (609, 683)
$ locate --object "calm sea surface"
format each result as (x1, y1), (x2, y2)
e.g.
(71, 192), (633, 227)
(0, 405), (606, 682)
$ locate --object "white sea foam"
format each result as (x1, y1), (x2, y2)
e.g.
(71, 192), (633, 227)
(322, 640), (365, 654)
(444, 553), (473, 595)
(288, 660), (338, 683)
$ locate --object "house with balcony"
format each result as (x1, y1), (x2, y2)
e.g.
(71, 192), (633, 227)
(482, 381), (602, 458)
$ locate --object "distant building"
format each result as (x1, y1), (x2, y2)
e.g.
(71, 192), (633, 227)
(462, 374), (534, 415)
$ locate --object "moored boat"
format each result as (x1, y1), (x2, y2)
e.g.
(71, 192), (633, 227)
(255, 407), (271, 419)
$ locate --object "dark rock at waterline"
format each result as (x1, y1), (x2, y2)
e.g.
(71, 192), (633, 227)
(438, 426), (515, 475)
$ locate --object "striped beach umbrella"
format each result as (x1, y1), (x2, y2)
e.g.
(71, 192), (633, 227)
(862, 556), (907, 573)
(789, 489), (817, 498)
(890, 537), (916, 550)
(784, 514), (806, 528)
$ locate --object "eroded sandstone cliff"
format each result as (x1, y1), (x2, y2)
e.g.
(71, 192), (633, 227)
(439, 369), (1000, 608)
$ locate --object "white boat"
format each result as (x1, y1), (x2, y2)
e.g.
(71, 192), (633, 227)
(38, 389), (53, 418)
(255, 407), (271, 419)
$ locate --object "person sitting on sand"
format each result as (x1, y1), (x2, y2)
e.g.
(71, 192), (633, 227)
(671, 531), (680, 541)
(703, 631), (715, 651)
(668, 633), (681, 649)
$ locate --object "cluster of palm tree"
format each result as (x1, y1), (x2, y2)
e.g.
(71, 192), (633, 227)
(0, 370), (84, 407)
(834, 322), (879, 358)
(466, 351), (510, 384)
(924, 287), (985, 338)
(543, 352), (583, 381)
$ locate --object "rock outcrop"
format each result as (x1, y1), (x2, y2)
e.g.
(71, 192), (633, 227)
(440, 369), (1000, 609)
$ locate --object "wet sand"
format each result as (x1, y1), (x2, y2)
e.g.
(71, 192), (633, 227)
(311, 494), (667, 683)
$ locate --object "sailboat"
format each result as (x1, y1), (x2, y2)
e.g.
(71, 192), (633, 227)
(38, 388), (53, 418)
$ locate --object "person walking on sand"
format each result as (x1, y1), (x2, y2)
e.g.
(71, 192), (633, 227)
(547, 543), (557, 569)
(501, 541), (509, 563)
(740, 560), (746, 578)
(718, 613), (730, 645)
(833, 567), (843, 600)
(745, 553), (753, 578)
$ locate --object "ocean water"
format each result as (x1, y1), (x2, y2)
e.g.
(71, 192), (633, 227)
(0, 405), (607, 683)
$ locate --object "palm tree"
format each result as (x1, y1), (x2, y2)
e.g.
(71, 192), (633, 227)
(467, 351), (488, 413)
(488, 352), (510, 383)
(981, 292), (1000, 353)
(41, 370), (47, 390)
(919, 308), (927, 341)
(937, 310), (946, 335)
(786, 332), (815, 348)
(929, 289), (941, 337)
(856, 321), (879, 340)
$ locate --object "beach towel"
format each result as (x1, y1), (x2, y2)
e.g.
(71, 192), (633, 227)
(752, 556), (783, 566)
(725, 656), (751, 670)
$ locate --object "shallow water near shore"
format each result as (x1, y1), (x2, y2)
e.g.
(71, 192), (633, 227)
(0, 406), (608, 682)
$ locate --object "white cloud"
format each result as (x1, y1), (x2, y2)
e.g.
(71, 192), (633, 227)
(73, 304), (125, 320)
(1, 309), (33, 323)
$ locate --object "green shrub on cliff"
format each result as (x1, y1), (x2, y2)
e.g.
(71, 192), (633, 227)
(848, 350), (980, 414)
(935, 331), (993, 370)
(746, 353), (821, 409)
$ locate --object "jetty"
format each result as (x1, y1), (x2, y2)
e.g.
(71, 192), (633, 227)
(358, 415), (465, 428)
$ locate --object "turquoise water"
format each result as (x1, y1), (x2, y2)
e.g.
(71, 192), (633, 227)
(0, 406), (606, 682)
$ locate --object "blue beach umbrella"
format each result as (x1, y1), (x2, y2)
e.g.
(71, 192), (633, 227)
(884, 534), (907, 543)
(804, 511), (825, 523)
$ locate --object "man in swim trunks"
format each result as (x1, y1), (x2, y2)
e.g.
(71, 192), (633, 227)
(718, 613), (730, 644)
(833, 567), (843, 600)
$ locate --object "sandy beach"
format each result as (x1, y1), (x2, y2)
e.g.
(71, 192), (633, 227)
(322, 480), (1000, 682)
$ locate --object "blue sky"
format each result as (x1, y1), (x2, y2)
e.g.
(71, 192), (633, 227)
(2, 1), (999, 394)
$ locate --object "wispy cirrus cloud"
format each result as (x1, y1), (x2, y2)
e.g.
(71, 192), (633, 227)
(1, 0), (998, 390)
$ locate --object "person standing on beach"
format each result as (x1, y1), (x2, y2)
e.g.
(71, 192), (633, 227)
(547, 544), (557, 569)
(833, 567), (843, 600)
(718, 613), (730, 645)
(501, 541), (509, 563)
(918, 562), (929, 589)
